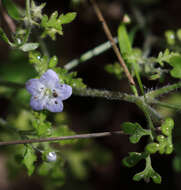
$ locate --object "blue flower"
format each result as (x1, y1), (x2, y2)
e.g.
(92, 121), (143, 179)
(26, 69), (72, 112)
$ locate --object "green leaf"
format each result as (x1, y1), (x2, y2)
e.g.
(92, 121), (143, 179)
(161, 118), (174, 136)
(59, 12), (77, 24)
(168, 56), (181, 78)
(22, 145), (37, 176)
(105, 63), (123, 79)
(19, 43), (39, 52)
(133, 167), (161, 184)
(32, 112), (52, 137)
(0, 28), (13, 46)
(29, 51), (48, 75)
(31, 1), (46, 20)
(51, 125), (76, 145)
(54, 67), (86, 89)
(122, 122), (150, 144)
(122, 152), (147, 167)
(146, 143), (160, 154)
(156, 49), (179, 66)
(41, 11), (76, 40)
(49, 56), (58, 68)
(2, 0), (22, 20)
(133, 156), (161, 184)
(118, 24), (132, 56)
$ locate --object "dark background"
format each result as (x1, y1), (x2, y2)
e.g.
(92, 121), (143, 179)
(1, 0), (181, 189)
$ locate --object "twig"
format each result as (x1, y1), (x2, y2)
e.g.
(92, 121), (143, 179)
(64, 37), (118, 70)
(0, 0), (16, 33)
(0, 131), (123, 146)
(90, 0), (135, 85)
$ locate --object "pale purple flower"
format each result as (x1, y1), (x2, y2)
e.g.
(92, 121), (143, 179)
(26, 69), (72, 112)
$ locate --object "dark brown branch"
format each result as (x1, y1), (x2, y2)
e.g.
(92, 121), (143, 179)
(0, 131), (124, 146)
(90, 0), (135, 85)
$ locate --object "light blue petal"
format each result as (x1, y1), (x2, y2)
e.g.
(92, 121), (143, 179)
(40, 69), (59, 88)
(55, 83), (72, 100)
(45, 98), (63, 112)
(26, 79), (44, 96)
(30, 96), (45, 110)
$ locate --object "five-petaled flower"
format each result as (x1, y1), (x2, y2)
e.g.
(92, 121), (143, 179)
(26, 69), (72, 112)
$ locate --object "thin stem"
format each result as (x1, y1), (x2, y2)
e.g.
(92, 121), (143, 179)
(146, 81), (181, 99)
(0, 131), (123, 146)
(90, 0), (135, 86)
(0, 80), (161, 123)
(64, 37), (118, 70)
(39, 38), (50, 58)
(148, 99), (181, 111)
(23, 0), (32, 43)
(26, 0), (31, 22)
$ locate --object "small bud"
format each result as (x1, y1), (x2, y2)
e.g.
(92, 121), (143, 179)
(46, 152), (57, 162)
(122, 14), (131, 24)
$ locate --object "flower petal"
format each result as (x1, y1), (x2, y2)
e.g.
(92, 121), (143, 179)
(26, 79), (44, 96)
(30, 96), (45, 111)
(45, 98), (63, 112)
(55, 83), (72, 100)
(40, 69), (59, 88)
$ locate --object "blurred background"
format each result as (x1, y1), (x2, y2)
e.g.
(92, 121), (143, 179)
(1, 0), (181, 189)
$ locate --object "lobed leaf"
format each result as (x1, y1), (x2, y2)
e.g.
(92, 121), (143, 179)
(122, 122), (150, 144)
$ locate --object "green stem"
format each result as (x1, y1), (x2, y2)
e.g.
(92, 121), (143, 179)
(23, 0), (32, 44)
(136, 98), (155, 139)
(26, 0), (31, 22)
(148, 99), (181, 111)
(39, 38), (50, 58)
(0, 80), (161, 123)
(64, 37), (118, 70)
(146, 81), (181, 99)
(145, 155), (152, 169)
(132, 61), (145, 95)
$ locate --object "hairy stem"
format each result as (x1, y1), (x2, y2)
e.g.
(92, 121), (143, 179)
(146, 81), (181, 99)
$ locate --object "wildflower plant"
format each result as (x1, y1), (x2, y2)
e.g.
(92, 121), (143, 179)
(1, 0), (181, 188)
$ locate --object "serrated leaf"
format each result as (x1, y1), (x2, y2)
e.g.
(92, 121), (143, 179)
(22, 145), (37, 176)
(2, 0), (22, 20)
(122, 122), (150, 144)
(118, 24), (132, 56)
(41, 11), (76, 40)
(19, 43), (39, 52)
(59, 12), (77, 24)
